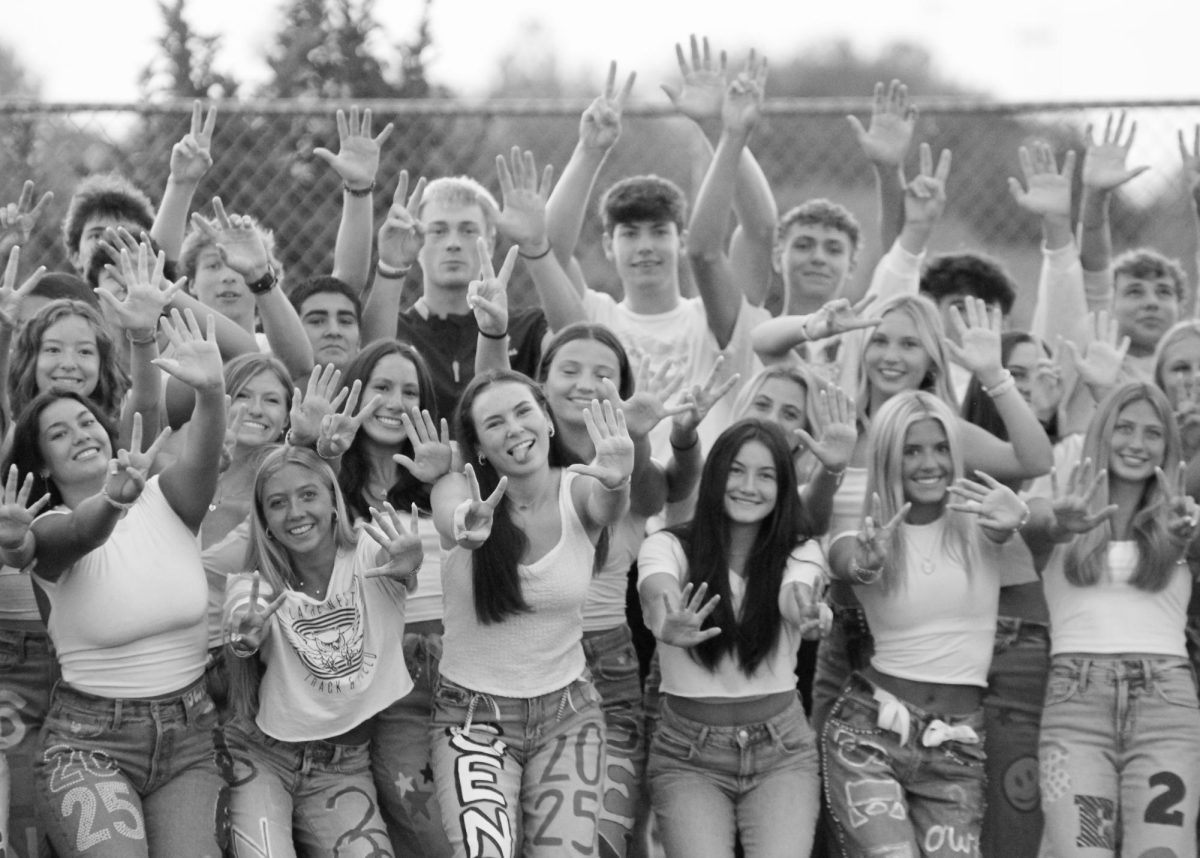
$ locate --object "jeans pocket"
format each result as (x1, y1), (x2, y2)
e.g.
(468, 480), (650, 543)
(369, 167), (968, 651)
(43, 706), (108, 741)
(650, 723), (696, 762)
(1043, 668), (1080, 707)
(1153, 667), (1200, 709)
(0, 630), (23, 672)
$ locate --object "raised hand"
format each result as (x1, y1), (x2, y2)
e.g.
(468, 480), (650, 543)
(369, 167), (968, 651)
(363, 502), (424, 589)
(452, 464), (508, 546)
(170, 101), (217, 184)
(796, 385), (857, 473)
(945, 297), (1003, 378)
(902, 142), (952, 230)
(602, 361), (687, 441)
(1056, 312), (1130, 400)
(853, 493), (910, 584)
(1154, 467), (1200, 547)
(467, 239), (517, 338)
(658, 581), (721, 647)
(671, 356), (740, 437)
(1008, 142), (1075, 219)
(190, 198), (270, 281)
(802, 294), (879, 341)
(0, 466), (50, 552)
(103, 412), (173, 505)
(661, 34), (727, 123)
(394, 409), (454, 484)
(568, 399), (635, 489)
(1173, 378), (1200, 459)
(219, 400), (247, 472)
(1083, 111), (1148, 192)
(580, 61), (635, 151)
(483, 148), (553, 252)
(847, 79), (917, 168)
(1049, 458), (1117, 537)
(721, 51), (767, 138)
(229, 572), (287, 653)
(317, 379), (380, 458)
(792, 582), (832, 641)
(0, 246), (46, 328)
(0, 180), (53, 258)
(1029, 355), (1064, 421)
(378, 170), (427, 270)
(98, 244), (185, 333)
(1179, 125), (1200, 197)
(153, 309), (223, 393)
(313, 106), (394, 191)
(289, 364), (349, 447)
(947, 472), (1028, 532)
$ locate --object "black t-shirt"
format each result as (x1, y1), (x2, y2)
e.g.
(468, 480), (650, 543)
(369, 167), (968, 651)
(395, 305), (547, 431)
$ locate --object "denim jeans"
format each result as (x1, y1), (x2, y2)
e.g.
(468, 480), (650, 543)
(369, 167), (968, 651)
(648, 694), (819, 858)
(1038, 656), (1200, 858)
(811, 601), (874, 740)
(34, 677), (226, 858)
(429, 672), (606, 858)
(371, 628), (452, 858)
(222, 717), (393, 858)
(981, 618), (1049, 858)
(822, 673), (987, 858)
(0, 627), (58, 858)
(582, 624), (646, 858)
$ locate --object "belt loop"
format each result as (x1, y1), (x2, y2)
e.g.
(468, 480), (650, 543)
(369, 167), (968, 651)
(111, 698), (123, 731)
(1078, 658), (1091, 692)
(696, 724), (710, 749)
(17, 631), (28, 661)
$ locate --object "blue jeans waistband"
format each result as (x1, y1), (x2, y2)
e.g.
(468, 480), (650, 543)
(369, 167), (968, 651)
(225, 717), (369, 764)
(1049, 654), (1193, 685)
(838, 672), (985, 732)
(658, 693), (807, 749)
(581, 623), (632, 657)
(50, 674), (211, 728)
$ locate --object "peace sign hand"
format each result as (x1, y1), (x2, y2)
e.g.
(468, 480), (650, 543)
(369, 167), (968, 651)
(1049, 458), (1117, 538)
(795, 385), (857, 473)
(452, 464), (508, 547)
(378, 170), (427, 270)
(568, 400), (635, 490)
(0, 181), (53, 259)
(902, 142), (952, 229)
(1155, 467), (1200, 547)
(721, 51), (767, 137)
(317, 379), (381, 458)
(394, 409), (454, 484)
(229, 572), (287, 654)
(947, 472), (1028, 533)
(467, 240), (517, 338)
(658, 582), (721, 648)
(854, 493), (910, 584)
(580, 61), (636, 151)
(363, 502), (424, 590)
(803, 294), (879, 342)
(671, 356), (740, 436)
(313, 106), (394, 191)
(0, 245), (46, 329)
(1173, 378), (1200, 459)
(0, 465), (50, 551)
(792, 581), (832, 641)
(170, 101), (217, 184)
(104, 412), (173, 505)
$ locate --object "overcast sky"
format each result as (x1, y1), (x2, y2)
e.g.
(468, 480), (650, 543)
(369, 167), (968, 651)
(3, 0), (1199, 103)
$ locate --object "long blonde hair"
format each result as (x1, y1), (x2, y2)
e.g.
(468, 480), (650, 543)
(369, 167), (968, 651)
(864, 391), (976, 592)
(1065, 382), (1184, 591)
(857, 294), (956, 419)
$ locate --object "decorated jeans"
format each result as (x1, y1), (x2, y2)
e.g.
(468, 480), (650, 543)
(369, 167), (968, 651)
(429, 673), (605, 858)
(1038, 656), (1200, 858)
(822, 672), (986, 858)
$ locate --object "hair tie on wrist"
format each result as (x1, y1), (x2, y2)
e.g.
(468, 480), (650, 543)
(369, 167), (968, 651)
(479, 328), (508, 340)
(343, 180), (375, 197)
(376, 261), (410, 279)
(518, 242), (552, 261)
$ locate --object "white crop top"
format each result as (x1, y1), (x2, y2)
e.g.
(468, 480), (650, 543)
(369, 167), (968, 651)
(439, 471), (595, 697)
(1043, 541), (1190, 657)
(854, 519), (1008, 688)
(224, 527), (412, 742)
(34, 477), (209, 697)
(638, 531), (825, 698)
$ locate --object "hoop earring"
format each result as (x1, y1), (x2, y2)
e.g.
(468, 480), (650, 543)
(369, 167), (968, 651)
(548, 423), (555, 438)
(478, 453), (487, 465)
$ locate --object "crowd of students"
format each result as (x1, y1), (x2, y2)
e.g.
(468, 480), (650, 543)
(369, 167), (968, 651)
(0, 34), (1198, 858)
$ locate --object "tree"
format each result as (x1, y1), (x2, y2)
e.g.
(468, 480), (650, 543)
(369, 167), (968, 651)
(140, 0), (238, 99)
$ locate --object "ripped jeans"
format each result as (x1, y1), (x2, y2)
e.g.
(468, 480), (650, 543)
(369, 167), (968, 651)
(429, 673), (606, 858)
(821, 673), (986, 858)
(1038, 656), (1200, 858)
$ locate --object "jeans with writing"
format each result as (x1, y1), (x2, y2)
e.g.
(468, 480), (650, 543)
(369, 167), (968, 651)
(429, 673), (606, 858)
(34, 678), (225, 858)
(582, 625), (646, 858)
(981, 619), (1048, 858)
(222, 716), (393, 858)
(1038, 656), (1200, 858)
(648, 694), (819, 858)
(822, 673), (986, 858)
(371, 630), (452, 858)
(0, 628), (58, 858)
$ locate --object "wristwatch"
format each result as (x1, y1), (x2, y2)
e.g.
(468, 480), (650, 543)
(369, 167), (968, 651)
(247, 268), (277, 295)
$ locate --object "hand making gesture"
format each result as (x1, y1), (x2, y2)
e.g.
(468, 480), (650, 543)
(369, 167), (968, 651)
(902, 142), (953, 230)
(947, 472), (1029, 539)
(0, 466), (50, 555)
(377, 170), (427, 272)
(600, 358), (687, 441)
(1048, 458), (1117, 539)
(228, 572), (288, 654)
(567, 400), (635, 490)
(1083, 111), (1148, 192)
(363, 502), (424, 589)
(288, 364), (349, 447)
(945, 296), (1003, 380)
(579, 61), (636, 152)
(658, 582), (721, 647)
(153, 308), (224, 394)
(796, 385), (857, 474)
(670, 356), (740, 439)
(99, 244), (185, 334)
(483, 148), (554, 255)
(170, 101), (218, 185)
(1155, 467), (1200, 548)
(792, 581), (832, 641)
(721, 51), (767, 139)
(314, 106), (394, 192)
(801, 294), (879, 342)
(853, 493), (911, 584)
(316, 379), (381, 459)
(1057, 311), (1130, 402)
(0, 180), (53, 258)
(1008, 142), (1075, 221)
(847, 79), (917, 168)
(467, 240), (518, 339)
(190, 197), (271, 282)
(102, 412), (173, 507)
(0, 246), (46, 328)
(394, 409), (455, 484)
(661, 34), (726, 123)
(452, 464), (508, 547)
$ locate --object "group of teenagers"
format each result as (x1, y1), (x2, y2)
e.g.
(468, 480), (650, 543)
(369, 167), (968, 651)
(1, 35), (1200, 858)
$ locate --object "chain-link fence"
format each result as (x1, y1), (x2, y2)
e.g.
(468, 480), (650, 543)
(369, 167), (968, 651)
(1, 97), (1198, 325)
